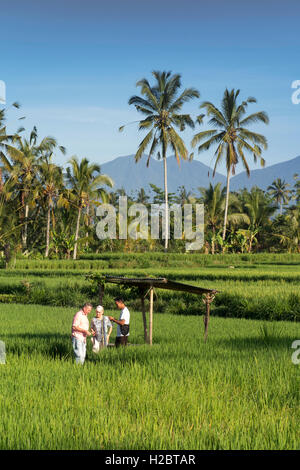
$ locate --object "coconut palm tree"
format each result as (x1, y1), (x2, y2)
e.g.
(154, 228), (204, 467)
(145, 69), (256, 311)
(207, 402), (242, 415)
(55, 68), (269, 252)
(4, 127), (65, 249)
(242, 187), (277, 229)
(240, 187), (277, 250)
(0, 103), (23, 191)
(0, 175), (23, 267)
(38, 161), (65, 257)
(121, 70), (200, 251)
(292, 174), (300, 203)
(136, 188), (150, 205)
(272, 206), (300, 253)
(267, 178), (291, 215)
(198, 182), (249, 253)
(175, 185), (194, 206)
(198, 183), (227, 254)
(65, 156), (113, 259)
(191, 88), (269, 240)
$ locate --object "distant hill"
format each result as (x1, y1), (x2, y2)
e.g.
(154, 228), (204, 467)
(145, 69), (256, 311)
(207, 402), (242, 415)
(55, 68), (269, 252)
(100, 154), (300, 195)
(230, 155), (300, 191)
(100, 154), (226, 196)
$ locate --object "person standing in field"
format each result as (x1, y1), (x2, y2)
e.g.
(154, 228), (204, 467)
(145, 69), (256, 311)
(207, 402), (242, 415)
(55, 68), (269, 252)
(71, 302), (92, 364)
(109, 297), (130, 347)
(90, 305), (112, 352)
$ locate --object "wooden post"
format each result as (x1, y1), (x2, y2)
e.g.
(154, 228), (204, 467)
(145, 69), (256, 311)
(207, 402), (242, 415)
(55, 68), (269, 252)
(149, 286), (154, 346)
(141, 291), (149, 343)
(203, 293), (215, 342)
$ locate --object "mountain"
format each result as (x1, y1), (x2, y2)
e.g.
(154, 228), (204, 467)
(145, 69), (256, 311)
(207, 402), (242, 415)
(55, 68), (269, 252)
(100, 154), (226, 196)
(100, 154), (300, 195)
(230, 155), (300, 191)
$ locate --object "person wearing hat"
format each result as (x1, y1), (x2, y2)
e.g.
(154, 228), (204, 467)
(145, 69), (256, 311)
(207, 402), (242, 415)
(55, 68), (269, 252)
(90, 305), (113, 352)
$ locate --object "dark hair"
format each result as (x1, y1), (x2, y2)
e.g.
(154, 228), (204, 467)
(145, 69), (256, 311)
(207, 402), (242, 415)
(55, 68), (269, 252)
(114, 297), (124, 303)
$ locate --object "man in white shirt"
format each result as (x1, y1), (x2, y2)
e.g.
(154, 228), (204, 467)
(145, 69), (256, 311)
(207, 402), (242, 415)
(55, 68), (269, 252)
(109, 297), (130, 347)
(71, 302), (92, 364)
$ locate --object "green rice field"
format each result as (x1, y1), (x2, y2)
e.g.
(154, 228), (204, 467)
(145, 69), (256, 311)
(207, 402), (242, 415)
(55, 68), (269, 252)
(0, 253), (299, 449)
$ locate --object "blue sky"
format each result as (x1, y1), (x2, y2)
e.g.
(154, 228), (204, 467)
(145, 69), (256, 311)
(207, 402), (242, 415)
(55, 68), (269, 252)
(2, 0), (300, 175)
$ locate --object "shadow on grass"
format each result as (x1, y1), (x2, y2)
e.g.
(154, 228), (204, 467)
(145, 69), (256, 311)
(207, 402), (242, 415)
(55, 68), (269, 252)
(1, 332), (72, 360)
(2, 329), (296, 365)
(216, 334), (296, 350)
(1, 332), (151, 362)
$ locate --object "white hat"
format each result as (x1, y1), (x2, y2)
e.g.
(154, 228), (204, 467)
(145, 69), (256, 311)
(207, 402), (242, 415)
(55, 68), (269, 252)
(96, 305), (104, 313)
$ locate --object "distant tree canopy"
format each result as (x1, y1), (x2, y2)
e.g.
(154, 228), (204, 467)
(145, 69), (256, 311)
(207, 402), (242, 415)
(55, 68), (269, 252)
(1, 79), (299, 261)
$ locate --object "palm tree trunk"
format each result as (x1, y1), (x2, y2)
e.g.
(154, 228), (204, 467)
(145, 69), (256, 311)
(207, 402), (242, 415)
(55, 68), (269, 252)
(73, 206), (81, 260)
(0, 168), (3, 193)
(163, 153), (169, 252)
(45, 204), (51, 258)
(22, 202), (29, 249)
(4, 242), (11, 269)
(222, 169), (231, 240)
(212, 226), (215, 255)
(85, 203), (90, 248)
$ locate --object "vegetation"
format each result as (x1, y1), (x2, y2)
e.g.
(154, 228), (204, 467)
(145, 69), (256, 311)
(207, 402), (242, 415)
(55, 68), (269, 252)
(0, 303), (298, 450)
(191, 88), (269, 240)
(0, 254), (299, 322)
(1, 77), (300, 257)
(120, 70), (200, 251)
(0, 67), (298, 451)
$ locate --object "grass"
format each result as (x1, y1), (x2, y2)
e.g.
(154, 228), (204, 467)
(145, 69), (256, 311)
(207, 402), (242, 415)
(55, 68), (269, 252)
(0, 303), (299, 450)
(5, 252), (300, 271)
(1, 269), (300, 321)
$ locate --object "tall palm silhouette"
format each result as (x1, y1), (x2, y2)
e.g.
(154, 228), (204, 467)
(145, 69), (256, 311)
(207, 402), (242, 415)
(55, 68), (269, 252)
(65, 157), (113, 259)
(121, 70), (200, 251)
(192, 88), (269, 240)
(198, 182), (249, 253)
(0, 103), (23, 192)
(5, 126), (65, 249)
(38, 160), (65, 257)
(267, 178), (291, 215)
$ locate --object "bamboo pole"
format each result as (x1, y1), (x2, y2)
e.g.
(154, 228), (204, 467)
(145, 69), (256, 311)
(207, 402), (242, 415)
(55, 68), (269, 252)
(203, 296), (210, 343)
(203, 293), (215, 342)
(149, 286), (154, 345)
(141, 293), (149, 343)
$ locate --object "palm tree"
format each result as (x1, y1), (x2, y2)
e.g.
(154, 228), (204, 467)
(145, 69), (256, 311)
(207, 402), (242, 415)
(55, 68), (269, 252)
(136, 188), (150, 205)
(121, 70), (200, 251)
(292, 174), (300, 203)
(241, 187), (277, 250)
(0, 174), (24, 267)
(175, 185), (194, 206)
(198, 183), (249, 253)
(65, 156), (113, 259)
(0, 103), (23, 191)
(38, 161), (65, 257)
(267, 178), (291, 215)
(5, 127), (65, 249)
(272, 206), (300, 253)
(198, 183), (226, 254)
(191, 88), (269, 240)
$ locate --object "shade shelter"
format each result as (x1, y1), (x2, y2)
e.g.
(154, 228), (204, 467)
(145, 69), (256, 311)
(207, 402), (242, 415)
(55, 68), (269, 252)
(91, 275), (218, 344)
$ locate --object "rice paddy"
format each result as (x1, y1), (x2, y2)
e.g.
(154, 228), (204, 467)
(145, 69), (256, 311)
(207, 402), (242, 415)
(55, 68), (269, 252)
(0, 254), (299, 449)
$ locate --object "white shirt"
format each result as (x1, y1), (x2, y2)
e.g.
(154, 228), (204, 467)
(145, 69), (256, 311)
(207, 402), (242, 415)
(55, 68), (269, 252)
(116, 306), (130, 337)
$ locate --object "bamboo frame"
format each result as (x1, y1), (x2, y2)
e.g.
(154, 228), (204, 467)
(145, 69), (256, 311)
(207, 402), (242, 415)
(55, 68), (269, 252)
(140, 289), (149, 343)
(202, 292), (216, 342)
(95, 276), (218, 344)
(149, 287), (154, 346)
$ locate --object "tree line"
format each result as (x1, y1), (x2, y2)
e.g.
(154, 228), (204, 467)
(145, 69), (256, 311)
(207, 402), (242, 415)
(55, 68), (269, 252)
(0, 71), (299, 263)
